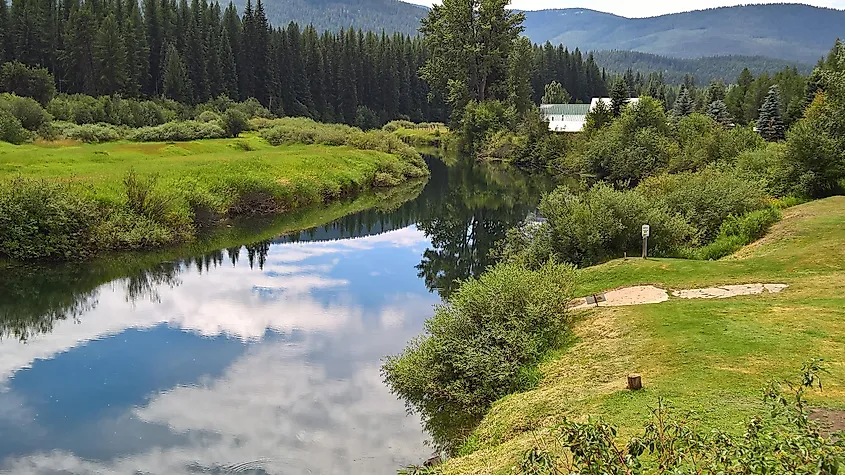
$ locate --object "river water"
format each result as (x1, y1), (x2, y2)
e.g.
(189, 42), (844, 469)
(0, 156), (551, 474)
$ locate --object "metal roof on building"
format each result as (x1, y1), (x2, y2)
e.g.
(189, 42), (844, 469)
(540, 104), (591, 116)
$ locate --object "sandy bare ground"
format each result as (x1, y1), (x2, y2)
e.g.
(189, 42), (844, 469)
(570, 283), (788, 310)
(672, 283), (789, 299)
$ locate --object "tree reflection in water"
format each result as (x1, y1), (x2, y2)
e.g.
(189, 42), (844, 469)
(0, 154), (552, 454)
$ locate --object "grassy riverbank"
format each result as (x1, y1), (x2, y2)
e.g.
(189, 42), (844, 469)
(1, 178), (426, 341)
(0, 132), (428, 260)
(441, 196), (845, 474)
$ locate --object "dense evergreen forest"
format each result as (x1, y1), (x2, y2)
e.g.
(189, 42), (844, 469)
(0, 0), (607, 125)
(591, 50), (811, 85)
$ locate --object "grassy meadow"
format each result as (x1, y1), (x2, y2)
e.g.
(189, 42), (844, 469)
(442, 196), (845, 474)
(0, 132), (429, 260)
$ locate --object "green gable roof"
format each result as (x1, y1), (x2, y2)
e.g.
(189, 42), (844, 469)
(540, 104), (591, 116)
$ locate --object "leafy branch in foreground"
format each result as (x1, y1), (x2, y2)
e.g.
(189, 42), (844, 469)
(516, 359), (844, 474)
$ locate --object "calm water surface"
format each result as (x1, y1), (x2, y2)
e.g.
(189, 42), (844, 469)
(0, 156), (551, 474)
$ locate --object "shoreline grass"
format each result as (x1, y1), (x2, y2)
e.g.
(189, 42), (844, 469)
(0, 132), (429, 260)
(0, 177), (427, 341)
(440, 196), (845, 474)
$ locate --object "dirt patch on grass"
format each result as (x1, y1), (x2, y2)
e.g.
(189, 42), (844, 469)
(571, 283), (789, 310)
(673, 284), (788, 299)
(810, 408), (845, 436)
(34, 138), (81, 147)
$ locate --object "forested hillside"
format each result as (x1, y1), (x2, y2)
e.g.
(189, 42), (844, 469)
(522, 4), (845, 62)
(592, 51), (811, 85)
(231, 0), (425, 37)
(0, 0), (607, 125)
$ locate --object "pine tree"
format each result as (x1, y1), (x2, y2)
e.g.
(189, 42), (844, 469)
(162, 42), (192, 103)
(705, 80), (726, 105)
(507, 36), (533, 113)
(219, 28), (238, 99)
(541, 80), (570, 104)
(707, 100), (733, 127)
(584, 97), (613, 133)
(610, 78), (628, 117)
(93, 14), (128, 96)
(673, 86), (694, 117)
(124, 1), (150, 97)
(185, 5), (208, 102)
(0, 0), (9, 62)
(758, 85), (785, 142)
(66, 3), (97, 94)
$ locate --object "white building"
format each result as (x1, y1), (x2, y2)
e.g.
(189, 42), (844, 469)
(541, 98), (640, 133)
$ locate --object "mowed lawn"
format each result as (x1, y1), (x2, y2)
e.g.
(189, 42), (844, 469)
(444, 196), (845, 474)
(0, 134), (406, 209)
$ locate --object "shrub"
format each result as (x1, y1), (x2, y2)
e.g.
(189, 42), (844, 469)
(0, 93), (51, 131)
(683, 207), (781, 260)
(53, 122), (123, 143)
(123, 169), (174, 224)
(129, 120), (226, 142)
(196, 110), (221, 123)
(221, 109), (248, 138)
(382, 120), (415, 132)
(637, 169), (768, 244)
(0, 111), (30, 144)
(459, 100), (516, 151)
(0, 61), (56, 105)
(382, 261), (576, 452)
(508, 184), (693, 267)
(0, 178), (100, 259)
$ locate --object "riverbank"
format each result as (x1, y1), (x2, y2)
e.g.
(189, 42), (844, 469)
(440, 196), (845, 473)
(0, 177), (427, 341)
(0, 133), (429, 260)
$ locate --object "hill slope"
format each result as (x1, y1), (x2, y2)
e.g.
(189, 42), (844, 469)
(441, 196), (845, 473)
(592, 51), (812, 84)
(236, 0), (425, 35)
(522, 4), (845, 62)
(248, 1), (839, 63)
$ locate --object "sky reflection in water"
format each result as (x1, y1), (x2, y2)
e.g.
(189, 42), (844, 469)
(0, 227), (439, 474)
(0, 155), (552, 474)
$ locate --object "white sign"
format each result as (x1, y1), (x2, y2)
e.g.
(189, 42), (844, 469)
(642, 225), (650, 237)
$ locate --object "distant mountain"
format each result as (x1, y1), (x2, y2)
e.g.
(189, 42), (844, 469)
(592, 51), (813, 85)
(237, 0), (426, 35)
(247, 1), (841, 63)
(522, 4), (845, 63)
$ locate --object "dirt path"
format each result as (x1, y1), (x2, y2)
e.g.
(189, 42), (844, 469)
(570, 283), (788, 310)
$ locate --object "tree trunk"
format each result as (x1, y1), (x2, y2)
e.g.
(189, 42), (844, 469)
(627, 374), (642, 390)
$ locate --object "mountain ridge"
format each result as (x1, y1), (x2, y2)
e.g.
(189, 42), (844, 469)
(247, 0), (843, 63)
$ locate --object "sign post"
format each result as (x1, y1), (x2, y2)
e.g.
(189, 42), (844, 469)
(641, 225), (650, 259)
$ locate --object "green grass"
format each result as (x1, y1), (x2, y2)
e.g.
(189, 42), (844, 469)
(0, 133), (418, 209)
(0, 133), (428, 259)
(442, 196), (845, 474)
(393, 126), (450, 148)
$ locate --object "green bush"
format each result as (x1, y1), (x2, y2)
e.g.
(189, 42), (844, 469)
(382, 120), (415, 132)
(382, 260), (576, 452)
(508, 184), (693, 267)
(0, 93), (51, 131)
(196, 110), (221, 123)
(0, 61), (56, 106)
(52, 121), (123, 143)
(682, 207), (781, 260)
(636, 168), (768, 244)
(129, 120), (226, 142)
(459, 100), (516, 151)
(0, 178), (100, 259)
(0, 111), (30, 144)
(221, 109), (248, 138)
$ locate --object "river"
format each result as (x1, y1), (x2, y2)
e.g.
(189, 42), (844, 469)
(0, 155), (552, 474)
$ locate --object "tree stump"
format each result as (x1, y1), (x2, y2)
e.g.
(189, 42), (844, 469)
(627, 373), (642, 390)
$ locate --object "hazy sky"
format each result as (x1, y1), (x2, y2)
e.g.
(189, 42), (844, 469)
(402, 0), (845, 18)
